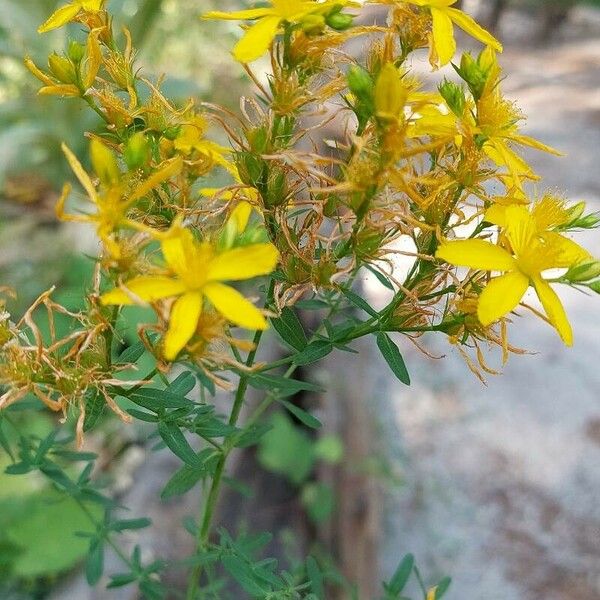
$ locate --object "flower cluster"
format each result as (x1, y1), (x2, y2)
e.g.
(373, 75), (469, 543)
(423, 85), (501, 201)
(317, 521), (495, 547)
(4, 0), (598, 427)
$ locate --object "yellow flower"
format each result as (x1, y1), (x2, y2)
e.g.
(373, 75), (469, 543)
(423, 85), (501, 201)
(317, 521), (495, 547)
(485, 194), (591, 267)
(100, 227), (279, 360)
(57, 141), (183, 256)
(405, 0), (502, 67)
(203, 0), (354, 63)
(436, 205), (586, 345)
(474, 48), (561, 178)
(38, 0), (105, 33)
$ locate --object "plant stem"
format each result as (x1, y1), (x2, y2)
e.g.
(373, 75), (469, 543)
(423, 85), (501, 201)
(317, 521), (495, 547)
(185, 326), (264, 600)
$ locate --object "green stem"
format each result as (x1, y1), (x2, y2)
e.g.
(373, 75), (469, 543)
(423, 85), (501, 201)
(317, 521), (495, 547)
(185, 325), (265, 599)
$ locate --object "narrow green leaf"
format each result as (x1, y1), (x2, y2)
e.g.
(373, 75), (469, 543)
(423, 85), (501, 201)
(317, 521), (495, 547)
(340, 288), (378, 317)
(167, 371), (196, 397)
(271, 307), (308, 351)
(293, 340), (333, 366)
(107, 573), (138, 588)
(434, 576), (452, 599)
(127, 388), (193, 412)
(116, 341), (146, 364)
(85, 540), (104, 586)
(365, 264), (394, 290)
(158, 422), (200, 466)
(161, 463), (207, 499)
(248, 374), (323, 396)
(306, 556), (324, 599)
(376, 332), (410, 385)
(387, 553), (414, 594)
(279, 400), (322, 429)
(111, 518), (152, 532)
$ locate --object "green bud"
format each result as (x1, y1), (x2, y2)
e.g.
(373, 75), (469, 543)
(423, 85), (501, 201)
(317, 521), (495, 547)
(48, 53), (77, 84)
(439, 79), (465, 117)
(565, 261), (600, 283)
(236, 152), (266, 188)
(163, 125), (181, 141)
(347, 65), (374, 102)
(301, 14), (326, 34)
(247, 126), (269, 154)
(454, 52), (489, 101)
(90, 139), (120, 186)
(567, 201), (586, 222)
(326, 11), (354, 31)
(587, 280), (600, 294)
(265, 168), (288, 208)
(124, 132), (150, 170)
(574, 213), (600, 229)
(67, 40), (86, 63)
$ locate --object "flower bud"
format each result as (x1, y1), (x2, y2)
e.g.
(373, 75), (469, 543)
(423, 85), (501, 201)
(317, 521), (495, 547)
(48, 53), (77, 84)
(67, 40), (86, 63)
(375, 63), (407, 121)
(587, 280), (600, 294)
(566, 201), (585, 222)
(439, 79), (465, 117)
(565, 260), (600, 283)
(90, 139), (120, 186)
(326, 11), (353, 31)
(455, 52), (488, 100)
(124, 132), (150, 170)
(301, 14), (326, 34)
(347, 65), (374, 102)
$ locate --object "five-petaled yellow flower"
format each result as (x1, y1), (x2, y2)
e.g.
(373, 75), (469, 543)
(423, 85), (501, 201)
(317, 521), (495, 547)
(38, 0), (104, 33)
(203, 0), (354, 63)
(405, 0), (502, 67)
(101, 227), (279, 360)
(436, 205), (590, 345)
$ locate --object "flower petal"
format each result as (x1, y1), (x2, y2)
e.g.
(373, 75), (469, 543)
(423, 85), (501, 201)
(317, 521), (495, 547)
(164, 292), (203, 360)
(161, 227), (199, 278)
(436, 239), (517, 271)
(540, 232), (591, 268)
(203, 8), (273, 20)
(128, 156), (183, 202)
(207, 243), (279, 282)
(203, 282), (267, 329)
(38, 4), (81, 33)
(430, 8), (456, 67)
(532, 277), (573, 346)
(100, 276), (186, 305)
(233, 16), (281, 63)
(447, 7), (503, 51)
(62, 143), (99, 204)
(477, 271), (529, 325)
(511, 134), (563, 157)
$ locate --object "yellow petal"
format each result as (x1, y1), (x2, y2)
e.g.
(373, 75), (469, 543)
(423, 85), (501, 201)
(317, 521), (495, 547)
(511, 134), (563, 157)
(39, 84), (81, 96)
(503, 205), (537, 256)
(38, 4), (82, 33)
(84, 28), (103, 89)
(540, 232), (591, 268)
(128, 156), (183, 202)
(61, 143), (99, 204)
(430, 7), (456, 67)
(161, 227), (199, 278)
(207, 243), (279, 282)
(203, 282), (267, 330)
(203, 8), (273, 20)
(484, 139), (535, 179)
(375, 63), (407, 119)
(233, 15), (281, 63)
(532, 277), (573, 346)
(100, 276), (186, 305)
(447, 8), (503, 52)
(477, 271), (529, 325)
(164, 292), (203, 360)
(484, 204), (508, 226)
(24, 57), (55, 86)
(230, 201), (253, 233)
(436, 239), (517, 271)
